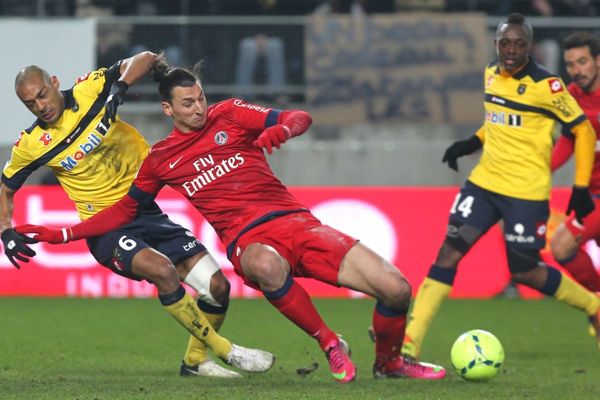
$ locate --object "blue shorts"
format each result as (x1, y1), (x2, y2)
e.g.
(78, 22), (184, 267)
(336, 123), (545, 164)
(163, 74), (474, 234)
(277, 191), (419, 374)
(87, 211), (206, 281)
(449, 181), (549, 250)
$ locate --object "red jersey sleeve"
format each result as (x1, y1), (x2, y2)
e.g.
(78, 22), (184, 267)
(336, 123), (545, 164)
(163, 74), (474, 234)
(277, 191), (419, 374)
(70, 194), (139, 239)
(69, 156), (163, 240)
(551, 134), (574, 172)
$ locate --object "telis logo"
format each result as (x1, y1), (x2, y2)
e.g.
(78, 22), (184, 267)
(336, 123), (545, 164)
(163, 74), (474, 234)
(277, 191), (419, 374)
(60, 119), (110, 171)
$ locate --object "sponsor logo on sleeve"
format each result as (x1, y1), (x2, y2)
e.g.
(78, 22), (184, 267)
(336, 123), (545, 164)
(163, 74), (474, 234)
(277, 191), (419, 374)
(233, 99), (269, 113)
(548, 78), (564, 94)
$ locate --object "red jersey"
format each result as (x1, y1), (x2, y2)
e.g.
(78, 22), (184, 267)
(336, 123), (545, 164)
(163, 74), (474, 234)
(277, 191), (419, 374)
(132, 99), (307, 250)
(554, 83), (600, 194)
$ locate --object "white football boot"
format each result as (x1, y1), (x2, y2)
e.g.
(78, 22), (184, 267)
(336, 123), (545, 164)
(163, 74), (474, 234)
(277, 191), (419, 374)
(225, 344), (275, 372)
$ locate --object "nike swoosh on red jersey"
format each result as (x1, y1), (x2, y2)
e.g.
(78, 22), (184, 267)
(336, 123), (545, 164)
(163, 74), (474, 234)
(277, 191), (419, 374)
(169, 156), (183, 169)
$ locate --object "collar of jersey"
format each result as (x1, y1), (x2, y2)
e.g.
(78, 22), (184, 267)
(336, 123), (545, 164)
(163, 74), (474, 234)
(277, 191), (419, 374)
(494, 57), (534, 80)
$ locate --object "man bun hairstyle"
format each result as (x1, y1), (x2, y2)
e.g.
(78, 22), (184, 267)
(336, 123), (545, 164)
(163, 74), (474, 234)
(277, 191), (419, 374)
(563, 31), (600, 58)
(496, 12), (533, 41)
(151, 51), (202, 102)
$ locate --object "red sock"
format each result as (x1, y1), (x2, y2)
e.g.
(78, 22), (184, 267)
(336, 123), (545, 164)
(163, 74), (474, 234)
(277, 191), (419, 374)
(562, 249), (600, 292)
(264, 277), (338, 350)
(373, 303), (407, 363)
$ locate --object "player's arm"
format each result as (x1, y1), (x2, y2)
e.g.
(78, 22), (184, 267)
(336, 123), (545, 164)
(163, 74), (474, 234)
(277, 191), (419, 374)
(103, 50), (158, 123)
(551, 131), (575, 172)
(0, 184), (36, 268)
(565, 119), (596, 220)
(253, 109), (313, 154)
(16, 191), (140, 244)
(117, 50), (158, 87)
(570, 119), (595, 187)
(16, 158), (161, 243)
(441, 125), (484, 171)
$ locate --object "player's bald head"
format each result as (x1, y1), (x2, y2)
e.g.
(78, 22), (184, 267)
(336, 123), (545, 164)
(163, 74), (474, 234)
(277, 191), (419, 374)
(15, 65), (51, 89)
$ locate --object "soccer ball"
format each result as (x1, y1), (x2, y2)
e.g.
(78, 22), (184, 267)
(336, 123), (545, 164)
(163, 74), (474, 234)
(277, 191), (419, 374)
(450, 329), (504, 381)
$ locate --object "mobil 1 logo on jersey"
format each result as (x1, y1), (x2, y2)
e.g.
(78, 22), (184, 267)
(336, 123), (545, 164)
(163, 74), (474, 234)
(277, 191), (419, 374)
(486, 111), (522, 127)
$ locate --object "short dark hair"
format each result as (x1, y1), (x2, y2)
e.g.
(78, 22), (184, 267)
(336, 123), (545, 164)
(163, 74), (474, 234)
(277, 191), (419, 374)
(496, 13), (533, 41)
(151, 52), (203, 102)
(563, 31), (600, 58)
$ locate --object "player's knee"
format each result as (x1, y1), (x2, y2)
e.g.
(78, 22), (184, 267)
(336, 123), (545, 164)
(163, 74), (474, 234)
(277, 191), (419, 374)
(441, 222), (480, 261)
(435, 242), (465, 268)
(507, 247), (540, 275)
(549, 227), (577, 262)
(243, 246), (286, 283)
(379, 274), (411, 310)
(150, 261), (179, 291)
(210, 272), (231, 305)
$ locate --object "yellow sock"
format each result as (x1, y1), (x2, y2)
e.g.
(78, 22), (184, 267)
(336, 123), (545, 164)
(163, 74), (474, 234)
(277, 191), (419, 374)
(163, 292), (232, 360)
(554, 273), (600, 316)
(183, 310), (226, 366)
(404, 277), (452, 356)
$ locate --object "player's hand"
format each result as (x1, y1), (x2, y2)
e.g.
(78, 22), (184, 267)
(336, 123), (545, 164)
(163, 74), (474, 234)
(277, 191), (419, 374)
(442, 135), (483, 171)
(1, 228), (37, 269)
(253, 125), (291, 154)
(567, 186), (595, 222)
(103, 80), (129, 123)
(14, 224), (72, 244)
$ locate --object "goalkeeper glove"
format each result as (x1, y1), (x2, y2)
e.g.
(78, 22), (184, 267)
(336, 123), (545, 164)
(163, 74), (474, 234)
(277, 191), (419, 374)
(103, 80), (129, 123)
(253, 125), (291, 154)
(567, 186), (595, 222)
(1, 228), (37, 269)
(442, 135), (483, 171)
(15, 224), (73, 244)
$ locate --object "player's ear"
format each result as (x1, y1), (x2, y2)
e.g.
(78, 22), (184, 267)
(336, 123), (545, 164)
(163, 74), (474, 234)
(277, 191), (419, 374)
(50, 75), (60, 90)
(161, 101), (173, 117)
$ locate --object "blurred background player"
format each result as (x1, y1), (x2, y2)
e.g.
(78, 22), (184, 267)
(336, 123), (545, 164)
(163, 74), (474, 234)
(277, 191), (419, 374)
(400, 13), (600, 360)
(1, 52), (272, 376)
(551, 31), (600, 294)
(16, 54), (446, 383)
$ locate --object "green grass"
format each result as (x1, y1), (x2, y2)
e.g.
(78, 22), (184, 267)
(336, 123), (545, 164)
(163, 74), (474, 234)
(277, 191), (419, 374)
(1, 297), (599, 399)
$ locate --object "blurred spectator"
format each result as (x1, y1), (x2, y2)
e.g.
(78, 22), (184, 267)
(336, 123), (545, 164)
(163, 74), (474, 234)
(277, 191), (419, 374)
(233, 0), (292, 103)
(235, 34), (287, 102)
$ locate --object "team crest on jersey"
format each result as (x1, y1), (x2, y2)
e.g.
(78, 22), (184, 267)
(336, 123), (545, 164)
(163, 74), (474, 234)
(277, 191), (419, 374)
(548, 78), (563, 93)
(517, 84), (527, 95)
(214, 131), (228, 145)
(39, 132), (52, 146)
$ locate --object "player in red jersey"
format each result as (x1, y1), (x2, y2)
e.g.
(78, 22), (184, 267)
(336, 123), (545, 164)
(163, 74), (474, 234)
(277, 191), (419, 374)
(551, 32), (600, 293)
(16, 56), (446, 383)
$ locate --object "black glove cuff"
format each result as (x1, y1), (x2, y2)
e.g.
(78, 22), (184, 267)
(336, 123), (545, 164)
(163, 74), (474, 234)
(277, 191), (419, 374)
(110, 80), (129, 95)
(463, 135), (483, 154)
(1, 228), (17, 242)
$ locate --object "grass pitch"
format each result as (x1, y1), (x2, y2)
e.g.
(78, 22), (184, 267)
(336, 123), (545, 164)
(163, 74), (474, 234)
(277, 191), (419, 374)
(1, 297), (599, 399)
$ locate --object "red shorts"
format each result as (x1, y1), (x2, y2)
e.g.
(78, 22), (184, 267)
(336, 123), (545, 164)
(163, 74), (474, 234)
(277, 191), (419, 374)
(229, 211), (358, 290)
(565, 197), (600, 244)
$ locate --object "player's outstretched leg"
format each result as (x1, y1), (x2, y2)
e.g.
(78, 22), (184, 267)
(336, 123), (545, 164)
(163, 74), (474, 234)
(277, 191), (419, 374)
(263, 274), (356, 383)
(162, 286), (275, 373)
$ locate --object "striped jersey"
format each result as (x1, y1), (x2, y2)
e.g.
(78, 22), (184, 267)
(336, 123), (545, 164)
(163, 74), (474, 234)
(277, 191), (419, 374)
(469, 60), (587, 200)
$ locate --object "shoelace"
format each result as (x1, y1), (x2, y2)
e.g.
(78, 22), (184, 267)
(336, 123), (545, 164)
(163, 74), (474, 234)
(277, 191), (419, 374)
(327, 345), (347, 371)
